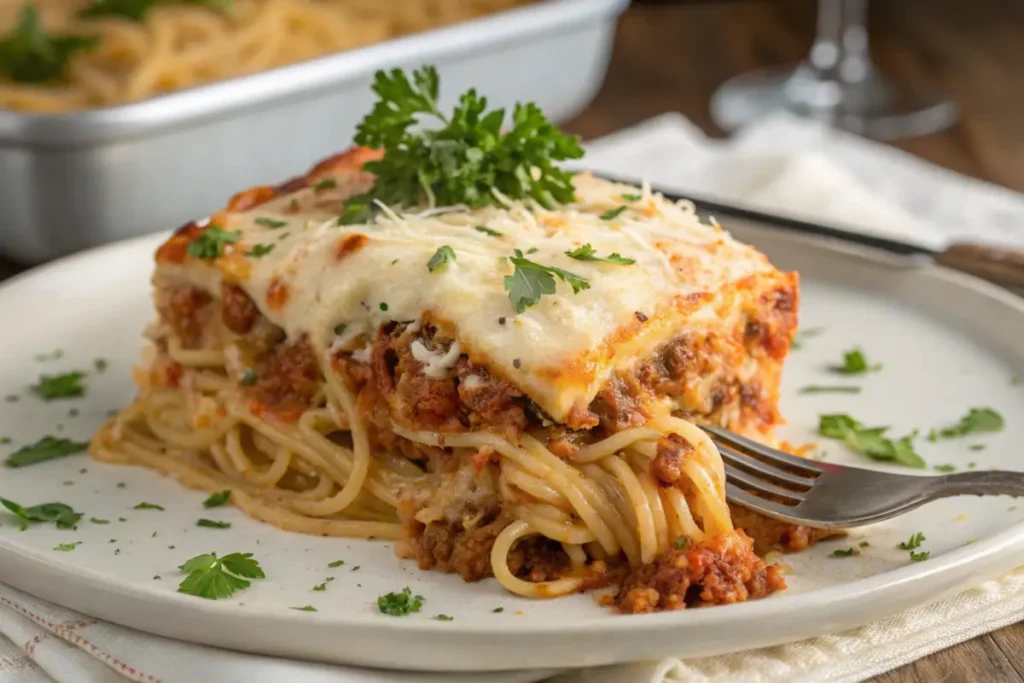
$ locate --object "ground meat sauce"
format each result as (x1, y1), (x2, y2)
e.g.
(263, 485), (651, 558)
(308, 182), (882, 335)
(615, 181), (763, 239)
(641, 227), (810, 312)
(221, 283), (258, 334)
(615, 530), (785, 613)
(402, 512), (570, 583)
(157, 285), (213, 349)
(651, 433), (692, 485)
(248, 336), (321, 421)
(729, 504), (842, 554)
(365, 322), (528, 438)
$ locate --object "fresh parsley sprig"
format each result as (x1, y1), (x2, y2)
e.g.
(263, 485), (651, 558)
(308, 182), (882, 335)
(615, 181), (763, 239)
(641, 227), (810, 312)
(427, 245), (456, 272)
(829, 349), (881, 375)
(565, 244), (635, 265)
(0, 5), (100, 83)
(504, 249), (590, 313)
(4, 436), (88, 468)
(819, 414), (924, 468)
(32, 372), (86, 400)
(1, 498), (83, 530)
(339, 66), (583, 224)
(177, 552), (265, 600)
(928, 407), (1004, 441)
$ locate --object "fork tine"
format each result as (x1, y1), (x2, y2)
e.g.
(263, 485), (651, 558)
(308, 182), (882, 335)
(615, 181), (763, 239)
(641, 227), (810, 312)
(717, 443), (815, 490)
(724, 464), (805, 504)
(701, 425), (822, 476)
(725, 483), (803, 521)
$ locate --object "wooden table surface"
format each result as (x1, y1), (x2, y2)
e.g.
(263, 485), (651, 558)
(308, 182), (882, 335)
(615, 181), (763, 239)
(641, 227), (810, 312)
(562, 0), (1024, 680)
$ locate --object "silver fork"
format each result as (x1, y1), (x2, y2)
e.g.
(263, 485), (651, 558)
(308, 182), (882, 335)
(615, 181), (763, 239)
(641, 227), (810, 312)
(703, 425), (1024, 530)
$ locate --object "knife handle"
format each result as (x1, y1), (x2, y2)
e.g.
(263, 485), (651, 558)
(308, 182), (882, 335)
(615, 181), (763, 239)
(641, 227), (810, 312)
(934, 243), (1024, 296)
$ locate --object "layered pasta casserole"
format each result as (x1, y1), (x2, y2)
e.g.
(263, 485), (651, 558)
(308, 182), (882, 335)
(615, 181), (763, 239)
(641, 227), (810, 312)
(93, 69), (829, 612)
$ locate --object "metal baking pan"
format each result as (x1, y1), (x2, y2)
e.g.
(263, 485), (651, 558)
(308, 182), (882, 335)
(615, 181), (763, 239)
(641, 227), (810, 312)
(0, 0), (628, 264)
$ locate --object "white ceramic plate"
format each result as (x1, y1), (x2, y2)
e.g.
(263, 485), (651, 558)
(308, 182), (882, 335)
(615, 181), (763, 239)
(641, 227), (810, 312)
(1, 226), (1023, 673)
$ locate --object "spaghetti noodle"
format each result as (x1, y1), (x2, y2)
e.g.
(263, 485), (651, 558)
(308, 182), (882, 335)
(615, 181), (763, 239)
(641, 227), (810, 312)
(92, 146), (807, 611)
(0, 0), (534, 113)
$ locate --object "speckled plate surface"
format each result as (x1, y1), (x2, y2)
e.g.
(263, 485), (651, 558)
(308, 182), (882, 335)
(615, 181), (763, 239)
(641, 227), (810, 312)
(1, 225), (1023, 672)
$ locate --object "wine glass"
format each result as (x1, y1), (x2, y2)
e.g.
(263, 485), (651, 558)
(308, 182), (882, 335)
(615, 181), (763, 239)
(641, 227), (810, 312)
(710, 0), (958, 140)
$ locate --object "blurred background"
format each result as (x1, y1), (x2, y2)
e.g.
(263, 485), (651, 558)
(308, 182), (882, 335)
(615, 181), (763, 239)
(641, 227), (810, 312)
(0, 0), (1021, 262)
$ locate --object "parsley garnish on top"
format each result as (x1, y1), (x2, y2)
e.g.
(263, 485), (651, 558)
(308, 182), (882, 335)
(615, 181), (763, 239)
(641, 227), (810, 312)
(203, 490), (231, 508)
(177, 552), (265, 600)
(197, 518), (231, 529)
(337, 66), (583, 224)
(246, 243), (275, 258)
(255, 217), (287, 229)
(565, 244), (636, 265)
(504, 249), (590, 313)
(0, 498), (82, 530)
(377, 587), (424, 616)
(620, 193), (642, 202)
(819, 414), (924, 468)
(33, 372), (86, 400)
(4, 436), (88, 468)
(426, 245), (456, 272)
(829, 349), (881, 375)
(831, 547), (857, 557)
(0, 5), (100, 83)
(928, 408), (1004, 441)
(187, 227), (241, 260)
(474, 225), (502, 237)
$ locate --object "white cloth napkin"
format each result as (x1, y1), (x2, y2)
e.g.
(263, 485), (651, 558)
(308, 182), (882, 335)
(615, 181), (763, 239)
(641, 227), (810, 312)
(5, 112), (1024, 683)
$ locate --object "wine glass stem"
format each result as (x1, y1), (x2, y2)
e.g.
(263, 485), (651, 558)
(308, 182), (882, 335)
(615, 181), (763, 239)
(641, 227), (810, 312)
(809, 0), (872, 85)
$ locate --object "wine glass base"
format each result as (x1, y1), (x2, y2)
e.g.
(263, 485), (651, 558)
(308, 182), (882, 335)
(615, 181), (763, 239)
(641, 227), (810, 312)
(710, 65), (958, 141)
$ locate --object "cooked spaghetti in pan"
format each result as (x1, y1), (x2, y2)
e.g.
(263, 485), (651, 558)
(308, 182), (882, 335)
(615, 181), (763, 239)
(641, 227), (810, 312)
(0, 0), (534, 113)
(93, 67), (833, 612)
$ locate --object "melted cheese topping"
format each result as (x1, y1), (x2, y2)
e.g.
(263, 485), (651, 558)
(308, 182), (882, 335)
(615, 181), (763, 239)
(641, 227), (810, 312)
(157, 173), (782, 423)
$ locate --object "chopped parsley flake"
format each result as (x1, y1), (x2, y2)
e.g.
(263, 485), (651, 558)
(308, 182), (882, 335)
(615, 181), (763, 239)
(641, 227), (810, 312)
(90, 517), (110, 524)
(187, 227), (241, 260)
(933, 464), (957, 473)
(4, 436), (88, 468)
(93, 358), (108, 372)
(53, 541), (81, 552)
(819, 414), (924, 468)
(328, 560), (344, 568)
(377, 587), (424, 616)
(859, 541), (870, 548)
(246, 243), (276, 258)
(492, 607), (504, 613)
(475, 225), (502, 237)
(379, 302), (389, 312)
(197, 518), (231, 529)
(1, 498), (82, 530)
(427, 245), (456, 272)
(254, 217), (288, 229)
(434, 614), (454, 621)
(797, 385), (861, 395)
(291, 605), (318, 612)
(32, 372), (86, 400)
(599, 206), (627, 221)
(504, 249), (590, 313)
(203, 490), (231, 508)
(177, 552), (265, 600)
(829, 349), (881, 375)
(969, 444), (986, 451)
(313, 179), (337, 192)
(620, 193), (642, 201)
(565, 243), (635, 265)
(899, 532), (926, 550)
(241, 369), (258, 386)
(910, 551), (930, 562)
(134, 502), (164, 511)
(313, 582), (326, 592)
(673, 537), (688, 549)
(831, 548), (856, 557)
(929, 408), (1004, 441)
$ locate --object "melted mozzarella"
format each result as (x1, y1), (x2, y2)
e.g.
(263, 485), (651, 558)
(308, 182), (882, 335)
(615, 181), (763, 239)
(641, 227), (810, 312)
(160, 174), (782, 422)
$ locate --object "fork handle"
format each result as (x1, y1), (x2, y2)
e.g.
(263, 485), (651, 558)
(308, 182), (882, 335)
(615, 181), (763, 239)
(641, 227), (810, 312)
(937, 470), (1024, 498)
